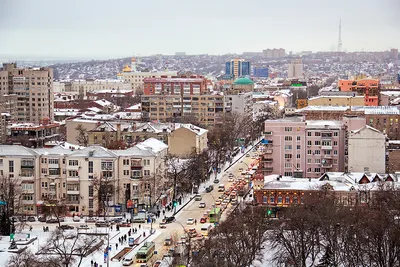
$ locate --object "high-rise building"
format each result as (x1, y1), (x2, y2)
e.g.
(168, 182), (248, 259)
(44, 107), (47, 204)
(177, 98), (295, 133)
(253, 67), (269, 78)
(225, 59), (251, 79)
(390, 48), (398, 60)
(263, 48), (286, 59)
(0, 63), (54, 123)
(287, 59), (303, 78)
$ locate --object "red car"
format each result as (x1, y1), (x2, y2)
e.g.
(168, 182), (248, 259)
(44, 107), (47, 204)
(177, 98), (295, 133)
(200, 217), (207, 224)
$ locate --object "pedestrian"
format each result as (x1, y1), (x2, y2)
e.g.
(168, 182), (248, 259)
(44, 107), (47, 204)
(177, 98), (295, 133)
(124, 234), (127, 241)
(94, 262), (97, 267)
(195, 219), (197, 225)
(163, 210), (165, 216)
(110, 225), (113, 231)
(90, 259), (93, 266)
(139, 224), (141, 230)
(128, 230), (131, 236)
(116, 243), (118, 250)
(109, 245), (112, 251)
(118, 237), (121, 243)
(143, 232), (146, 237)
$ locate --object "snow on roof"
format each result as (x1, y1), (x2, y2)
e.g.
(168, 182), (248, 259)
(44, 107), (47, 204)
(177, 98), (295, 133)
(174, 124), (208, 135)
(380, 91), (400, 96)
(112, 146), (155, 157)
(262, 175), (353, 191)
(0, 145), (37, 157)
(351, 106), (400, 115)
(296, 106), (350, 112)
(308, 95), (364, 101)
(86, 107), (102, 113)
(69, 145), (117, 158)
(126, 103), (141, 110)
(350, 125), (383, 135)
(136, 138), (168, 154)
(94, 99), (114, 107)
(306, 120), (342, 128)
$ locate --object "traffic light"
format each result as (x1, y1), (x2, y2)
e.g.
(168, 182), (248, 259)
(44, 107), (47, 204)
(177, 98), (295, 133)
(173, 200), (177, 207)
(267, 209), (272, 216)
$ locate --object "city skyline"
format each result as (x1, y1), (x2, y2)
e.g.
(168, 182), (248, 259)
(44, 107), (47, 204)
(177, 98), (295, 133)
(0, 0), (399, 60)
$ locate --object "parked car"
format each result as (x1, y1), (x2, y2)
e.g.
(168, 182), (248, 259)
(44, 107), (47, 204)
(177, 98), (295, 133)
(194, 194), (202, 201)
(122, 257), (133, 266)
(118, 222), (131, 227)
(38, 216), (46, 222)
(198, 202), (206, 208)
(58, 225), (74, 230)
(73, 216), (81, 222)
(228, 176), (234, 182)
(46, 218), (58, 223)
(153, 260), (162, 267)
(187, 218), (195, 225)
(18, 217), (27, 222)
(27, 216), (36, 222)
(205, 185), (214, 193)
(213, 179), (219, 184)
(77, 224), (90, 230)
(164, 238), (172, 246)
(110, 217), (123, 224)
(95, 221), (110, 227)
(85, 217), (97, 223)
(159, 222), (167, 229)
(200, 217), (207, 224)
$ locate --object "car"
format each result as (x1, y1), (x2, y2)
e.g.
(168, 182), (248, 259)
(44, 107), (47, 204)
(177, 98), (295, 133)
(213, 179), (219, 184)
(198, 202), (206, 208)
(194, 194), (202, 201)
(196, 234), (205, 241)
(117, 222), (131, 227)
(73, 216), (81, 222)
(110, 217), (123, 224)
(215, 200), (221, 206)
(95, 221), (110, 227)
(58, 225), (74, 230)
(139, 264), (148, 267)
(159, 222), (167, 229)
(77, 224), (90, 230)
(85, 217), (97, 223)
(200, 217), (207, 224)
(27, 216), (36, 222)
(246, 153), (250, 157)
(231, 199), (238, 205)
(46, 218), (58, 223)
(228, 177), (234, 182)
(153, 261), (162, 267)
(38, 216), (46, 222)
(164, 216), (176, 223)
(238, 168), (243, 172)
(164, 238), (172, 246)
(228, 173), (234, 178)
(188, 228), (197, 238)
(18, 217), (27, 222)
(122, 257), (133, 266)
(205, 185), (214, 193)
(187, 218), (195, 225)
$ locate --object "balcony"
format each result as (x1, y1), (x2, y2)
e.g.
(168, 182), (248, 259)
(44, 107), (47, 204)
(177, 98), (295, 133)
(132, 191), (140, 198)
(323, 154), (332, 159)
(21, 160), (35, 168)
(131, 175), (142, 180)
(22, 200), (35, 205)
(263, 158), (273, 163)
(22, 188), (34, 194)
(265, 149), (273, 154)
(48, 163), (59, 169)
(67, 190), (80, 195)
(321, 145), (332, 150)
(264, 131), (273, 135)
(20, 175), (34, 181)
(321, 164), (333, 169)
(67, 176), (80, 182)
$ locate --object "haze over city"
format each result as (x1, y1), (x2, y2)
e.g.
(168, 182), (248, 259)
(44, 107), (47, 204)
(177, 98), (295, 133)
(1, 0), (399, 60)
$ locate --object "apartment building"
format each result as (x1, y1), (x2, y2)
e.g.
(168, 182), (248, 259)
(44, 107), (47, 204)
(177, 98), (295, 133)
(143, 76), (207, 96)
(168, 124), (208, 158)
(308, 95), (365, 107)
(338, 79), (379, 106)
(0, 63), (54, 123)
(62, 79), (131, 97)
(225, 92), (253, 115)
(261, 117), (345, 178)
(141, 94), (228, 126)
(0, 138), (169, 216)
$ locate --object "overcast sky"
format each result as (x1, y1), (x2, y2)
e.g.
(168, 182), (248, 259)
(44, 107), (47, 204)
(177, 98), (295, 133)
(0, 0), (399, 60)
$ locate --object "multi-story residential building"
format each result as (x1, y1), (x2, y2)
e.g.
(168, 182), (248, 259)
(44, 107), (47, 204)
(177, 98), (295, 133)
(253, 67), (269, 78)
(347, 125), (386, 173)
(62, 79), (131, 97)
(117, 58), (178, 94)
(143, 76), (207, 96)
(7, 122), (62, 148)
(262, 48), (286, 59)
(141, 94), (227, 126)
(0, 94), (17, 143)
(387, 140), (400, 172)
(225, 92), (253, 115)
(308, 95), (365, 107)
(287, 59), (303, 78)
(338, 79), (379, 106)
(262, 117), (345, 178)
(225, 59), (251, 80)
(0, 138), (169, 216)
(0, 63), (54, 123)
(168, 124), (208, 158)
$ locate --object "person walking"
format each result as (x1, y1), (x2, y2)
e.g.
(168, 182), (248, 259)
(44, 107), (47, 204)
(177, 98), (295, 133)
(195, 219), (197, 225)
(116, 243), (118, 250)
(90, 259), (93, 266)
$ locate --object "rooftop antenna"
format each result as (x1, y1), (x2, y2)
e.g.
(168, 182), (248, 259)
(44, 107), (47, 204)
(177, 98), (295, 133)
(337, 18), (342, 52)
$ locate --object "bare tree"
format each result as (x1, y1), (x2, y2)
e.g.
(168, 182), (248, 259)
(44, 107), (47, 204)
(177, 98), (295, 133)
(0, 175), (22, 235)
(75, 124), (88, 147)
(41, 199), (68, 227)
(91, 173), (116, 219)
(38, 229), (102, 267)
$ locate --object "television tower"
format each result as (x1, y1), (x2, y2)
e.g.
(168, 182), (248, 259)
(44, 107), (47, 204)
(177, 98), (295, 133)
(337, 18), (342, 52)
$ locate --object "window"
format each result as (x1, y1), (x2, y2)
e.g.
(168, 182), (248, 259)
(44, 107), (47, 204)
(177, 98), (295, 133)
(307, 150), (312, 155)
(143, 159), (150, 166)
(307, 168), (312, 172)
(296, 163), (300, 168)
(89, 186), (94, 197)
(314, 141), (321, 146)
(68, 170), (78, 177)
(63, 182), (66, 188)
(315, 132), (321, 136)
(333, 141), (338, 146)
(284, 145), (292, 150)
(89, 199), (94, 209)
(334, 132), (338, 136)
(284, 136), (292, 141)
(285, 154), (292, 159)
(144, 170), (150, 176)
(277, 196), (283, 204)
(22, 194), (33, 201)
(296, 154), (301, 159)
(21, 183), (33, 190)
(284, 163), (292, 168)
(49, 169), (60, 176)
(48, 159), (59, 165)
(0, 159), (2, 166)
(297, 136), (301, 141)
(41, 168), (47, 174)
(333, 159), (338, 164)
(315, 159), (321, 163)
(285, 127), (292, 132)
(9, 160), (14, 173)
(284, 172), (293, 176)
(88, 161), (93, 173)
(269, 195), (275, 203)
(297, 145), (301, 150)
(123, 170), (129, 175)
(41, 182), (48, 188)
(285, 196), (290, 204)
(315, 168), (321, 173)
(123, 159), (129, 165)
(69, 160), (78, 166)
(293, 196), (298, 203)
(307, 132), (312, 136)
(307, 141), (312, 146)
(101, 161), (113, 170)
(307, 158), (312, 163)
(314, 150), (320, 155)
(334, 150), (338, 155)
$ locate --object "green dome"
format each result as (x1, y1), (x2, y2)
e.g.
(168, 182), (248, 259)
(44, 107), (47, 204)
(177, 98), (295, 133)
(233, 77), (254, 85)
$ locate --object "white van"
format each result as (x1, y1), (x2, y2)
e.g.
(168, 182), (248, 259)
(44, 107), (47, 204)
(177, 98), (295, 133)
(218, 184), (225, 192)
(201, 224), (213, 236)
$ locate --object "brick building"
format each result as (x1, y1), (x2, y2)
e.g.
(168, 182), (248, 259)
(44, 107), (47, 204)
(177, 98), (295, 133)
(143, 76), (207, 96)
(387, 140), (400, 172)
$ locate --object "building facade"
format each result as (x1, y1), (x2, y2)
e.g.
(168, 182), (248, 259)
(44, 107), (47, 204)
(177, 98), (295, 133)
(168, 124), (208, 158)
(263, 48), (286, 59)
(225, 59), (251, 79)
(143, 76), (207, 96)
(338, 79), (379, 106)
(308, 95), (365, 107)
(287, 59), (303, 78)
(0, 63), (54, 123)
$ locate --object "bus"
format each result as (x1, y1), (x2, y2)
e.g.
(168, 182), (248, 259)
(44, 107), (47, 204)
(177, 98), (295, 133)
(209, 208), (221, 223)
(136, 241), (155, 263)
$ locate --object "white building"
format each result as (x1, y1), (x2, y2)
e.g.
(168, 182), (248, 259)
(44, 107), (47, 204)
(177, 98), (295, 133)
(62, 79), (131, 96)
(288, 59), (303, 78)
(225, 92), (253, 115)
(117, 58), (177, 94)
(348, 125), (386, 173)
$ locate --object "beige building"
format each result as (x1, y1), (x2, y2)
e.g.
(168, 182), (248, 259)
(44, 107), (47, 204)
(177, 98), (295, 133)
(288, 59), (303, 78)
(0, 63), (54, 123)
(62, 79), (131, 97)
(308, 95), (365, 107)
(117, 58), (177, 94)
(168, 124), (208, 158)
(348, 125), (387, 173)
(0, 139), (169, 216)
